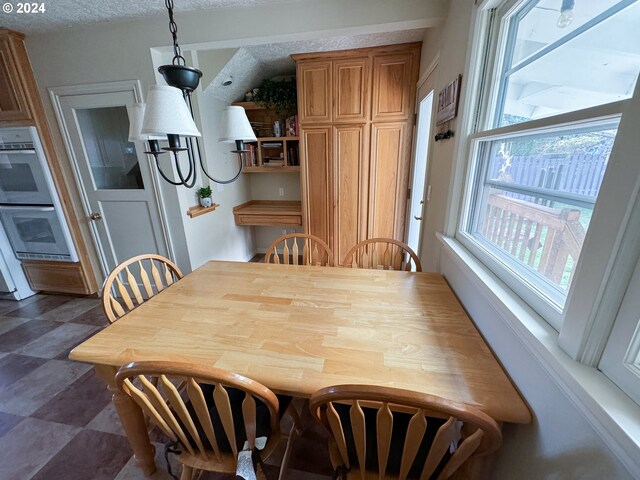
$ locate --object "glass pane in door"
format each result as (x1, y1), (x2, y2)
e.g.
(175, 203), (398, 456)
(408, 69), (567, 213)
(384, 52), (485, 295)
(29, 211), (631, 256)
(75, 106), (144, 189)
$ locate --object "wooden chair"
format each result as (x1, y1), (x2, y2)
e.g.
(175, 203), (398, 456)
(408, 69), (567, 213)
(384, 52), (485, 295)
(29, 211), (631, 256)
(264, 233), (334, 266)
(309, 385), (502, 480)
(343, 238), (422, 272)
(101, 254), (184, 323)
(116, 361), (297, 480)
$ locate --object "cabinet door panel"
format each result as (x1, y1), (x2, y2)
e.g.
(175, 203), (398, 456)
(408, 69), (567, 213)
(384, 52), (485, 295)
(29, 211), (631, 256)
(298, 61), (332, 124)
(301, 126), (332, 245)
(368, 123), (409, 240)
(333, 124), (369, 265)
(0, 38), (32, 123)
(371, 53), (414, 121)
(333, 58), (370, 123)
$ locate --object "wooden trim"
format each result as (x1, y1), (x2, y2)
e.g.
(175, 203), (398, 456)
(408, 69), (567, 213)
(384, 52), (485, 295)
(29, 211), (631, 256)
(291, 42), (422, 61)
(0, 28), (99, 294)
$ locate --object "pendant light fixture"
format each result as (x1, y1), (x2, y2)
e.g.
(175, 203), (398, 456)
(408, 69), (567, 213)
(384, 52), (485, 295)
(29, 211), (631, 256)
(133, 0), (254, 187)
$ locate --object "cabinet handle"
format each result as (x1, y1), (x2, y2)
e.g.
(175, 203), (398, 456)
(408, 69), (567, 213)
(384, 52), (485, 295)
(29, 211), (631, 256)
(414, 215), (423, 221)
(90, 212), (102, 220)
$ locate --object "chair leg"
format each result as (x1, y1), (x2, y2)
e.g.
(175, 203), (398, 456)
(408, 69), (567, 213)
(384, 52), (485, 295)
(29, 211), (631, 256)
(278, 420), (298, 480)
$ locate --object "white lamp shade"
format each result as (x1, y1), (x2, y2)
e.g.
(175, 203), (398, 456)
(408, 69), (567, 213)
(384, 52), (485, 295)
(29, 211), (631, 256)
(218, 106), (257, 143)
(127, 103), (164, 142)
(141, 85), (201, 137)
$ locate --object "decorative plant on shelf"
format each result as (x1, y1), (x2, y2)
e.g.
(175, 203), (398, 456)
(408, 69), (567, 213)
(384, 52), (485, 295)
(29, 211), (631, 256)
(253, 77), (297, 117)
(197, 186), (212, 208)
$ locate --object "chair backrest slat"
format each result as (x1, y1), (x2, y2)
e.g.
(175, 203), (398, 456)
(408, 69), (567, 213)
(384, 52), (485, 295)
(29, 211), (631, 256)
(343, 238), (422, 272)
(125, 266), (144, 304)
(187, 378), (222, 461)
(115, 276), (135, 310)
(420, 416), (457, 480)
(160, 375), (207, 459)
(116, 362), (281, 471)
(435, 429), (484, 480)
(284, 240), (291, 265)
(138, 260), (154, 297)
(101, 254), (184, 323)
(124, 378), (176, 440)
(327, 402), (350, 469)
(350, 401), (367, 480)
(310, 385), (502, 480)
(399, 409), (427, 479)
(150, 260), (164, 292)
(139, 375), (196, 456)
(213, 383), (238, 457)
(242, 393), (257, 450)
(264, 233), (334, 267)
(376, 401), (393, 477)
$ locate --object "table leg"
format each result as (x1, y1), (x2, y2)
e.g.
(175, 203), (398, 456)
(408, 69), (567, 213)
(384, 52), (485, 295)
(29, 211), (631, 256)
(95, 364), (156, 476)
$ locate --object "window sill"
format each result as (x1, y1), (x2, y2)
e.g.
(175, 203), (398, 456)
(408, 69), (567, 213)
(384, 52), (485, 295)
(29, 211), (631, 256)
(437, 233), (640, 478)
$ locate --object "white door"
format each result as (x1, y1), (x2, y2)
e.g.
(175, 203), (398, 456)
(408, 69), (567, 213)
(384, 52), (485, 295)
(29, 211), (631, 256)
(51, 82), (170, 281)
(406, 91), (435, 254)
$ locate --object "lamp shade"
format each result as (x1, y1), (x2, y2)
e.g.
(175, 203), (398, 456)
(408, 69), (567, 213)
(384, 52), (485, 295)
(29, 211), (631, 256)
(218, 106), (257, 143)
(141, 85), (201, 137)
(127, 103), (164, 142)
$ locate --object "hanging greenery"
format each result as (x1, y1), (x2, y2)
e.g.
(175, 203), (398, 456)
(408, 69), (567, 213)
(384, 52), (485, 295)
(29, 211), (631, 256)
(253, 78), (297, 117)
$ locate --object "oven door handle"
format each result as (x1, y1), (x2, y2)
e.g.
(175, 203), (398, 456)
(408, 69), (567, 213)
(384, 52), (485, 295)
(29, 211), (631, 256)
(0, 205), (55, 212)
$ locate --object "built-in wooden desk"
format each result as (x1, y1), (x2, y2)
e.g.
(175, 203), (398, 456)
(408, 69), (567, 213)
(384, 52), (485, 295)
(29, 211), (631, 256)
(70, 261), (530, 475)
(232, 200), (302, 226)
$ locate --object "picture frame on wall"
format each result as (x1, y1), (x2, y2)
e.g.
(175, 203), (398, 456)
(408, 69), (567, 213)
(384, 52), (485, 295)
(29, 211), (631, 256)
(436, 75), (462, 125)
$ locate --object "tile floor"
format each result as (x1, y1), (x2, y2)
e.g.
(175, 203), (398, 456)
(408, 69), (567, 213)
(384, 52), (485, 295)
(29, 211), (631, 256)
(0, 294), (334, 480)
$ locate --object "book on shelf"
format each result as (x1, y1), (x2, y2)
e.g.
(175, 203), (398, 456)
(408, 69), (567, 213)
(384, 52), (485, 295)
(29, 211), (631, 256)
(242, 144), (257, 167)
(262, 142), (283, 148)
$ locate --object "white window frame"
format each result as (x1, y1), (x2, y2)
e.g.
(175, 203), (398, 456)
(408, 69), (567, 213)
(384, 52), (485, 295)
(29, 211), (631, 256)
(455, 0), (640, 340)
(439, 0), (640, 472)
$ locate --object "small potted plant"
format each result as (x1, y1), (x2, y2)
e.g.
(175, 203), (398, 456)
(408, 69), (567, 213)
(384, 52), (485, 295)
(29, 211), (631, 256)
(197, 186), (213, 208)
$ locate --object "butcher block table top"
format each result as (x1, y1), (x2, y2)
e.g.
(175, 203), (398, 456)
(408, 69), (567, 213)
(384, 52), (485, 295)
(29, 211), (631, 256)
(70, 260), (530, 424)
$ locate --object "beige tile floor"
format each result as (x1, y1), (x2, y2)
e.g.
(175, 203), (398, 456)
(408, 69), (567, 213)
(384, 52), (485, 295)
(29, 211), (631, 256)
(0, 294), (333, 480)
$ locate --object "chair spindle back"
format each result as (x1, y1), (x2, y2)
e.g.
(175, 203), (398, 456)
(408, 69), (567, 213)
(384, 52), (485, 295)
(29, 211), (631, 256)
(264, 233), (334, 266)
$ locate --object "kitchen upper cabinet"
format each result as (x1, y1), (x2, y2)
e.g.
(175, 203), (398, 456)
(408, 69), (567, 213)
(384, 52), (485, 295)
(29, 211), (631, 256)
(301, 126), (332, 244)
(372, 52), (415, 122)
(0, 30), (33, 124)
(333, 58), (370, 123)
(333, 124), (369, 265)
(298, 61), (332, 124)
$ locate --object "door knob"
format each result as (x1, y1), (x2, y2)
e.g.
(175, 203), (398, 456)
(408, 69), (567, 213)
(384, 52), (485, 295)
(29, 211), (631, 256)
(414, 215), (423, 221)
(89, 212), (102, 220)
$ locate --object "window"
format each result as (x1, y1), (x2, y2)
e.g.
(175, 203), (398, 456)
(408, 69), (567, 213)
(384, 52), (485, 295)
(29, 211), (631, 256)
(459, 0), (640, 326)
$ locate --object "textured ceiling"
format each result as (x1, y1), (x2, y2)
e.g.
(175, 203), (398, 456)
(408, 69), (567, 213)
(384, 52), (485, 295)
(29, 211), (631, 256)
(0, 0), (306, 33)
(206, 28), (426, 102)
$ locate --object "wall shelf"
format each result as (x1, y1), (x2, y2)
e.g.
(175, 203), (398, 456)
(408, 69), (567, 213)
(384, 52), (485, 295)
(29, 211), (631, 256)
(187, 203), (220, 218)
(233, 200), (302, 226)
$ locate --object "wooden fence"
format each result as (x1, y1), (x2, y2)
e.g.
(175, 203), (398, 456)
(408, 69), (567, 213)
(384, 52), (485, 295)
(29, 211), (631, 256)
(489, 154), (608, 198)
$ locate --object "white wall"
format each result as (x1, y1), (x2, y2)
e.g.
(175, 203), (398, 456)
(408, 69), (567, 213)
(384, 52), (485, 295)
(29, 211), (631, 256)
(420, 1), (634, 478)
(25, 0), (446, 275)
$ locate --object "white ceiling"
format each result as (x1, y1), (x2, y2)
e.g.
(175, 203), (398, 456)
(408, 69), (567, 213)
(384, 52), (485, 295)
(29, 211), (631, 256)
(0, 0), (311, 33)
(205, 28), (426, 103)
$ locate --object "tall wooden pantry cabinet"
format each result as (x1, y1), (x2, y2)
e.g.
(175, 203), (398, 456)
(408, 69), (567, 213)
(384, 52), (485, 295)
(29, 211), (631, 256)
(292, 43), (421, 265)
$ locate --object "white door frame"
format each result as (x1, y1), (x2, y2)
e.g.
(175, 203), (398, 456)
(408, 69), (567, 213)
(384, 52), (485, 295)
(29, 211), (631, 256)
(405, 55), (439, 254)
(49, 80), (174, 278)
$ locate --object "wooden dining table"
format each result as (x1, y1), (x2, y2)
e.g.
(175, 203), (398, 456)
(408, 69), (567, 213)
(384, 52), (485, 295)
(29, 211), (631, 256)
(70, 260), (531, 476)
